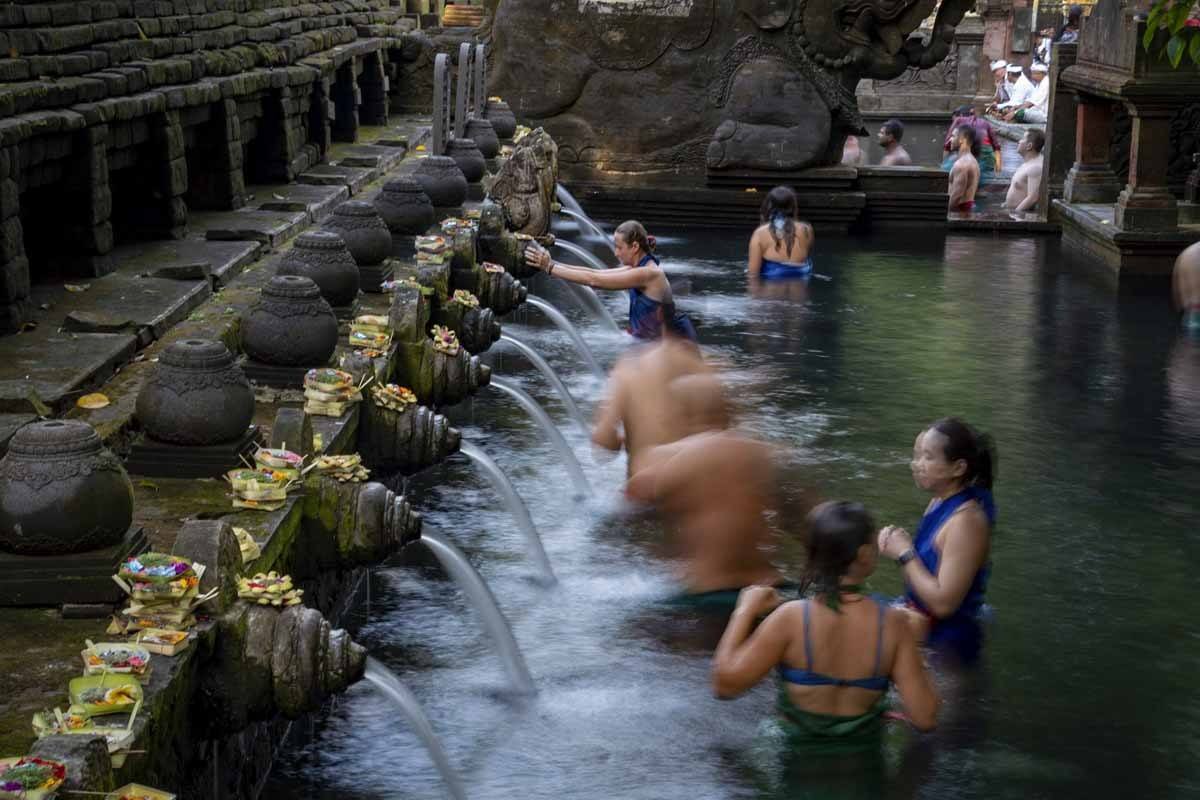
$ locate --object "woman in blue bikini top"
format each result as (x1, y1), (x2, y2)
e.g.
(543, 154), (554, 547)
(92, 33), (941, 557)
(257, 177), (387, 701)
(525, 220), (697, 342)
(748, 186), (814, 283)
(712, 501), (939, 740)
(878, 417), (996, 662)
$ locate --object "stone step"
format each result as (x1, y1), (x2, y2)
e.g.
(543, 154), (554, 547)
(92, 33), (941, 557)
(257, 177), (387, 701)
(253, 183), (351, 223)
(191, 208), (309, 250)
(0, 329), (137, 414)
(296, 163), (378, 195)
(334, 143), (407, 172)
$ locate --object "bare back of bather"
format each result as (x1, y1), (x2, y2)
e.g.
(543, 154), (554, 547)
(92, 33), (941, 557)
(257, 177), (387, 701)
(592, 337), (711, 476)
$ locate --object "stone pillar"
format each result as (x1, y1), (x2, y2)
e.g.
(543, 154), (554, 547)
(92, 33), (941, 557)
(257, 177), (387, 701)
(156, 111), (190, 237)
(954, 15), (987, 106)
(0, 145), (30, 334)
(1062, 94), (1122, 204)
(63, 125), (115, 276)
(331, 61), (360, 143)
(979, 0), (1014, 97)
(1114, 102), (1178, 231)
(256, 88), (299, 183)
(185, 101), (246, 211)
(1038, 41), (1077, 211)
(310, 76), (333, 159)
(359, 51), (389, 126)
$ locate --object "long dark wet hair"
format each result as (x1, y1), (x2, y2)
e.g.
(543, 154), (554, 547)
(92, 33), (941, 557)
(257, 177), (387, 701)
(928, 417), (996, 490)
(800, 501), (876, 611)
(760, 186), (799, 257)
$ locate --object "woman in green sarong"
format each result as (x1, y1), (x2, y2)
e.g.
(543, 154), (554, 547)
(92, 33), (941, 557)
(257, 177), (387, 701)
(711, 501), (939, 750)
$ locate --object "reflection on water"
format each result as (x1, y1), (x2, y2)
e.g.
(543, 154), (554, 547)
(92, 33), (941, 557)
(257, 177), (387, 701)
(266, 229), (1199, 799)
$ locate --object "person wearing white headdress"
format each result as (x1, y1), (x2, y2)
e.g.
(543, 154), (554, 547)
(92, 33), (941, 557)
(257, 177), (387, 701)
(984, 59), (1010, 114)
(998, 64), (1034, 110)
(1005, 62), (1050, 124)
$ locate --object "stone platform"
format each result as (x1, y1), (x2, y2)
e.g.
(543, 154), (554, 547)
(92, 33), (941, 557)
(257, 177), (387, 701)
(1053, 201), (1200, 278)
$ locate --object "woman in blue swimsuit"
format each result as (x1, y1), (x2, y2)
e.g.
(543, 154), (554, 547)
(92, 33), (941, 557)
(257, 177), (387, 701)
(712, 501), (938, 746)
(524, 220), (696, 341)
(878, 418), (996, 663)
(748, 186), (814, 284)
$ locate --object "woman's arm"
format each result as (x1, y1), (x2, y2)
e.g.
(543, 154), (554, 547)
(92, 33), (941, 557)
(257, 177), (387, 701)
(526, 246), (655, 291)
(881, 509), (990, 619)
(888, 610), (939, 731)
(712, 589), (792, 699)
(748, 229), (763, 278)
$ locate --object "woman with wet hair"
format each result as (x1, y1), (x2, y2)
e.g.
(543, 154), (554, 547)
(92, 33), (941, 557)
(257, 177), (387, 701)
(747, 186), (814, 281)
(711, 501), (939, 745)
(879, 418), (997, 661)
(525, 219), (696, 341)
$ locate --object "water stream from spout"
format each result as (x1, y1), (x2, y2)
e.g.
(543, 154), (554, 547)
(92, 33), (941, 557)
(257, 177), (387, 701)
(496, 334), (590, 437)
(558, 209), (614, 253)
(417, 530), (537, 696)
(525, 296), (606, 381)
(554, 239), (613, 271)
(490, 376), (590, 497)
(551, 241), (622, 333)
(554, 183), (586, 217)
(363, 657), (468, 800)
(460, 440), (557, 584)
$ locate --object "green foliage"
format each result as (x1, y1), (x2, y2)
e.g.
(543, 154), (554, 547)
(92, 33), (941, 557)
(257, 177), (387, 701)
(1142, 0), (1200, 68)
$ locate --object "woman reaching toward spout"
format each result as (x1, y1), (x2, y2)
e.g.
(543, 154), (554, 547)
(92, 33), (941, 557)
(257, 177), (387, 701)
(712, 501), (939, 747)
(525, 220), (697, 342)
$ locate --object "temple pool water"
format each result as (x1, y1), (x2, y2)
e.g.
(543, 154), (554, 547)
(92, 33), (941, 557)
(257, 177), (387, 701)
(265, 229), (1200, 799)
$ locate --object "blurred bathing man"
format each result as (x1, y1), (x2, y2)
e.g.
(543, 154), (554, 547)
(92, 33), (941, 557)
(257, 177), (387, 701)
(877, 120), (912, 167)
(1003, 129), (1046, 215)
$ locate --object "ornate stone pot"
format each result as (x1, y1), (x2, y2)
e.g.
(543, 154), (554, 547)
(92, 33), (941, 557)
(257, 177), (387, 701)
(447, 138), (487, 183)
(484, 99), (517, 140)
(0, 420), (134, 556)
(412, 156), (468, 208)
(136, 339), (255, 445)
(374, 178), (436, 235)
(276, 231), (360, 306)
(322, 201), (392, 266)
(464, 118), (500, 159)
(241, 276), (338, 366)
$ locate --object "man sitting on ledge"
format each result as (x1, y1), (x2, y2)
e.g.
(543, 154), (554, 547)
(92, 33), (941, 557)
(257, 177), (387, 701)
(1005, 62), (1049, 124)
(988, 63), (1033, 119)
(1003, 129), (1046, 216)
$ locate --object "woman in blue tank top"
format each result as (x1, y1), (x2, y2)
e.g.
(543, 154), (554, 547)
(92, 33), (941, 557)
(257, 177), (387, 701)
(748, 186), (814, 285)
(878, 418), (996, 662)
(524, 220), (697, 341)
(712, 501), (939, 747)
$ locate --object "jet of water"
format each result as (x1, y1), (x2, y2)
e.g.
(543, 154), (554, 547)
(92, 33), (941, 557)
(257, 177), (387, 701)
(490, 376), (591, 497)
(525, 296), (606, 381)
(418, 530), (537, 696)
(497, 333), (590, 437)
(460, 440), (557, 584)
(363, 657), (469, 800)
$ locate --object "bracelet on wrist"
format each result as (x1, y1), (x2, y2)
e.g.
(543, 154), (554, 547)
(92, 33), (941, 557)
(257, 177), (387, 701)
(548, 261), (556, 276)
(896, 548), (917, 566)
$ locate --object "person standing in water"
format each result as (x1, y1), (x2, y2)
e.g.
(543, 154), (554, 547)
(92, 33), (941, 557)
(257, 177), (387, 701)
(525, 220), (696, 341)
(712, 501), (939, 744)
(748, 186), (814, 282)
(591, 324), (711, 477)
(1173, 240), (1200, 335)
(878, 418), (996, 662)
(948, 126), (981, 214)
(1003, 128), (1045, 215)
(626, 373), (788, 606)
(876, 120), (913, 167)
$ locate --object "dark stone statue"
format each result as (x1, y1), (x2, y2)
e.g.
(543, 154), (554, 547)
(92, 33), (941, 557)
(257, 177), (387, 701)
(489, 0), (973, 174)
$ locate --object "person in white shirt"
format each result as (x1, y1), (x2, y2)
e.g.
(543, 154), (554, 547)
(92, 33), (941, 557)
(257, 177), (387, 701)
(1005, 62), (1049, 124)
(984, 59), (1010, 115)
(998, 64), (1034, 111)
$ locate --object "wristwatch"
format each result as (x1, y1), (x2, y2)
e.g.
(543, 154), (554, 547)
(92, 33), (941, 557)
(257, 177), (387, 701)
(896, 548), (917, 566)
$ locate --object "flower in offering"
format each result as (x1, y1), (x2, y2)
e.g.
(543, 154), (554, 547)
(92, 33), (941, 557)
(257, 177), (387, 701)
(237, 572), (304, 606)
(451, 290), (480, 308)
(0, 757), (66, 795)
(482, 261), (506, 274)
(430, 325), (460, 356)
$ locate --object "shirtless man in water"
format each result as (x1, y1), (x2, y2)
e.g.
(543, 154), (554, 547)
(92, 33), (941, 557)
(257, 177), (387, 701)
(1003, 128), (1045, 215)
(592, 332), (710, 477)
(625, 374), (783, 597)
(948, 125), (981, 214)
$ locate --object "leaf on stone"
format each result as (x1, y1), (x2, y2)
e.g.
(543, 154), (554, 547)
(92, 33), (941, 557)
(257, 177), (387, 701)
(273, 193), (286, 200)
(76, 392), (111, 409)
(135, 22), (149, 41)
(8, 49), (17, 60)
(137, 480), (160, 491)
(25, 388), (51, 417)
(18, 321), (37, 332)
(64, 283), (91, 293)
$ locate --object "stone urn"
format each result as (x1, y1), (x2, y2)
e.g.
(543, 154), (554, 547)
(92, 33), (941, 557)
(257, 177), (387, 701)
(241, 276), (338, 367)
(322, 201), (392, 266)
(276, 231), (360, 307)
(374, 178), (436, 235)
(136, 339), (255, 445)
(484, 99), (517, 140)
(0, 420), (134, 555)
(464, 117), (500, 159)
(447, 138), (487, 183)
(412, 155), (468, 208)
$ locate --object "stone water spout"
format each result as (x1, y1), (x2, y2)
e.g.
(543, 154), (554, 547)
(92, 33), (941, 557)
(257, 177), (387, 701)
(359, 395), (462, 476)
(301, 479), (423, 565)
(476, 198), (545, 281)
(171, 521), (369, 732)
(389, 278), (492, 407)
(433, 290), (502, 354)
(485, 127), (558, 237)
